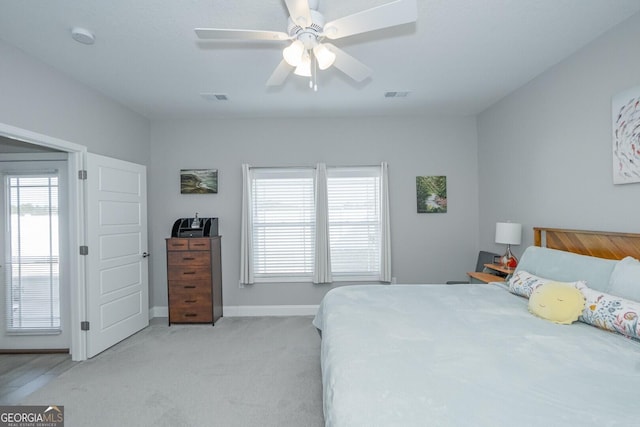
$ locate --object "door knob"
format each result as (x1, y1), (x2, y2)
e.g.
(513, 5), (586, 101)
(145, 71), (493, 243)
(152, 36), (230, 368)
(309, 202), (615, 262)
(142, 252), (150, 258)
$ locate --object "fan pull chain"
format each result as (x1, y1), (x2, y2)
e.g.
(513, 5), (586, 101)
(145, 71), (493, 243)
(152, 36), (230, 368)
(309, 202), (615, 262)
(309, 51), (314, 89)
(312, 53), (318, 92)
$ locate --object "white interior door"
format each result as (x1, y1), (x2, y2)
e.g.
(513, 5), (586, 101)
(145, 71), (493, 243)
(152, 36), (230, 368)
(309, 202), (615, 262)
(86, 153), (148, 358)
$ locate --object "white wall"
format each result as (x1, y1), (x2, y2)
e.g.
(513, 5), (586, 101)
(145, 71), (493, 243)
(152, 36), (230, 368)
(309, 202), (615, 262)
(477, 12), (640, 257)
(0, 38), (151, 336)
(0, 40), (150, 165)
(149, 116), (479, 309)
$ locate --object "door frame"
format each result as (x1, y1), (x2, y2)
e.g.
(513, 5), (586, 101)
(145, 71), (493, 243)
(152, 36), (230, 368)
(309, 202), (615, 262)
(0, 122), (88, 361)
(0, 155), (71, 350)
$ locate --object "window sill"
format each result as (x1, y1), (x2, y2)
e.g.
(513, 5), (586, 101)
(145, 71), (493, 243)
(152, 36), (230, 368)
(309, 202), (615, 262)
(252, 275), (382, 284)
(6, 329), (62, 336)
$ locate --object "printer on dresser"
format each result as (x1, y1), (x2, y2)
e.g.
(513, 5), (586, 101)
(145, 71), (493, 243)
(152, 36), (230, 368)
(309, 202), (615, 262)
(166, 216), (222, 325)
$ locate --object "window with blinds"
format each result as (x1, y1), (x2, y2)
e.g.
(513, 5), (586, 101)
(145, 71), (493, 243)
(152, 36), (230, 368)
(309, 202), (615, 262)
(249, 165), (382, 282)
(251, 168), (315, 281)
(327, 167), (381, 279)
(4, 173), (61, 333)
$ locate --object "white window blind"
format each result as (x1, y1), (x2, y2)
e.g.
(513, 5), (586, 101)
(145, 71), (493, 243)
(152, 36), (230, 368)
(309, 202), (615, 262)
(251, 168), (315, 280)
(327, 167), (381, 279)
(244, 165), (386, 283)
(5, 173), (61, 333)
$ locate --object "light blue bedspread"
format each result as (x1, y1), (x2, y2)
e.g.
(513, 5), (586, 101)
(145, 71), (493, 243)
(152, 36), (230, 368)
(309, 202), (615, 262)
(313, 284), (640, 427)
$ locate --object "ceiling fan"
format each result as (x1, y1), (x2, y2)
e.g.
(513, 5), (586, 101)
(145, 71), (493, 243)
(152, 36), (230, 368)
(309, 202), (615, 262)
(195, 0), (417, 88)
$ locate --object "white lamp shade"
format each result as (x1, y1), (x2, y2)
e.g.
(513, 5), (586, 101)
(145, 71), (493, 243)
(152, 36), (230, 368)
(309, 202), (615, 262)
(495, 222), (522, 245)
(313, 44), (336, 70)
(283, 40), (305, 67)
(293, 52), (312, 77)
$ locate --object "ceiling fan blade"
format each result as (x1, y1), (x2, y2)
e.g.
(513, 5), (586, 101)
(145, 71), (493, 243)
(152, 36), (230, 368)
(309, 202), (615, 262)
(266, 60), (294, 87)
(324, 43), (372, 83)
(284, 0), (313, 28)
(323, 0), (417, 40)
(195, 28), (289, 41)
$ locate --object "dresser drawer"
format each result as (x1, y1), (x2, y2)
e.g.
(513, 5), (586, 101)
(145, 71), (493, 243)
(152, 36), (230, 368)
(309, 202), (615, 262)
(169, 286), (212, 308)
(169, 306), (213, 323)
(168, 265), (212, 281)
(168, 279), (212, 293)
(188, 239), (210, 251)
(167, 251), (211, 266)
(166, 238), (190, 251)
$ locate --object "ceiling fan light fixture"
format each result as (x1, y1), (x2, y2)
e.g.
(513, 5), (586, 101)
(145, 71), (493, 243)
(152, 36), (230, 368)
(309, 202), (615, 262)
(313, 44), (336, 70)
(194, 0), (419, 88)
(283, 40), (305, 66)
(294, 52), (312, 77)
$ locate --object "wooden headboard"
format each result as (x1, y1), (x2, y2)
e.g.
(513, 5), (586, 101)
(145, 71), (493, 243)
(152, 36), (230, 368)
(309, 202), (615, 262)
(534, 227), (640, 261)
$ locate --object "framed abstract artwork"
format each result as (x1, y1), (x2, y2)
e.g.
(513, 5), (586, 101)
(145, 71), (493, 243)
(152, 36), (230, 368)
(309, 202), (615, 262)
(180, 169), (218, 194)
(612, 85), (640, 184)
(416, 176), (447, 213)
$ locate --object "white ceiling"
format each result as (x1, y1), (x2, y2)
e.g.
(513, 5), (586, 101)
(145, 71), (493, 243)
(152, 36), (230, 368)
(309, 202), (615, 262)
(1, 0), (639, 120)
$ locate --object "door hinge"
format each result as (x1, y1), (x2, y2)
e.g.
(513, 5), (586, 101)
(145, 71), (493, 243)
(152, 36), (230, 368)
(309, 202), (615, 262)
(79, 245), (89, 255)
(78, 170), (87, 180)
(81, 321), (90, 331)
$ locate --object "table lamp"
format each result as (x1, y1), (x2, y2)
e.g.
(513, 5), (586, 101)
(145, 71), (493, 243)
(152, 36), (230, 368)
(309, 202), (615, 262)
(495, 222), (522, 269)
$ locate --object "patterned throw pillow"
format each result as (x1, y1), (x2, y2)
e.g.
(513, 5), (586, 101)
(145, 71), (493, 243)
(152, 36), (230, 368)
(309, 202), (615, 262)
(579, 286), (640, 340)
(509, 270), (586, 299)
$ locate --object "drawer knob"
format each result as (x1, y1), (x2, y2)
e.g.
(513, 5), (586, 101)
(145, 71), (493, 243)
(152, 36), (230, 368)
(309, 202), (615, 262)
(183, 257), (195, 261)
(185, 313), (198, 317)
(185, 299), (197, 303)
(183, 271), (196, 275)
(184, 285), (196, 289)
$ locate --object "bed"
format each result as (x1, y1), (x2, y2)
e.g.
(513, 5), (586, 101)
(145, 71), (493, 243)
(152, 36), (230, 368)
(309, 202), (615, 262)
(313, 227), (640, 427)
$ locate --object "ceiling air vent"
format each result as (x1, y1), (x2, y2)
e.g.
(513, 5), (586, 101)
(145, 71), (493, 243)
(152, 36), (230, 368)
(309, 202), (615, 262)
(384, 91), (410, 98)
(200, 93), (229, 101)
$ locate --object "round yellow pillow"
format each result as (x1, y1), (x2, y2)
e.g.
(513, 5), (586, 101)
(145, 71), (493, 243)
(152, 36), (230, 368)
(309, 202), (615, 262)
(528, 282), (585, 324)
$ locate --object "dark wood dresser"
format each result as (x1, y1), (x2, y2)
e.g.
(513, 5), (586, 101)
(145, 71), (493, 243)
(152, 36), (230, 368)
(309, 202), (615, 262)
(166, 236), (222, 325)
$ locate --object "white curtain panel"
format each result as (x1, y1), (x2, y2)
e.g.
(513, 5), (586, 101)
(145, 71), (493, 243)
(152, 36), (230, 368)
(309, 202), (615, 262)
(313, 163), (332, 284)
(380, 162), (392, 282)
(240, 163), (254, 285)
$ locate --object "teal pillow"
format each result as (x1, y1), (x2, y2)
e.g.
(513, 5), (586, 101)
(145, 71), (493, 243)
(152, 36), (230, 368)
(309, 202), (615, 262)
(609, 257), (640, 302)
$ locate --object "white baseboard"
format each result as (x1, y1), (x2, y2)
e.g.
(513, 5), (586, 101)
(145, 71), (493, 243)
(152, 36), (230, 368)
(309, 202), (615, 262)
(150, 304), (318, 319)
(149, 306), (168, 319)
(224, 305), (319, 317)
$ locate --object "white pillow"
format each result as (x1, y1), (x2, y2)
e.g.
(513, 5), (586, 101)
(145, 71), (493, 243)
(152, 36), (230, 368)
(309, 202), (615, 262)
(609, 257), (640, 302)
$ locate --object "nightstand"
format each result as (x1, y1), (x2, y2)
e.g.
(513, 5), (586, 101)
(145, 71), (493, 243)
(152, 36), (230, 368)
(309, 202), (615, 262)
(467, 263), (514, 284)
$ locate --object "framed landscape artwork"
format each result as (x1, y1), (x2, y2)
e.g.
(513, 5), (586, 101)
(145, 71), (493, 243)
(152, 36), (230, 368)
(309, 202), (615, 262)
(416, 175), (447, 213)
(180, 169), (218, 194)
(612, 85), (640, 184)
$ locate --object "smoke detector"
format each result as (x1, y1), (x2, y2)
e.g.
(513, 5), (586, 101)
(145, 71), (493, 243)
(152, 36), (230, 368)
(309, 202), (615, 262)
(71, 27), (95, 45)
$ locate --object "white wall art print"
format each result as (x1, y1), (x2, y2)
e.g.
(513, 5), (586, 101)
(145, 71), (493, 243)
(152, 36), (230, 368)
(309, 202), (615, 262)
(612, 85), (640, 184)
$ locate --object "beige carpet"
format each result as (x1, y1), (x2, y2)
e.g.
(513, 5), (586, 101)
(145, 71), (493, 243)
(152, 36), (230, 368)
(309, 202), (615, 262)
(21, 316), (324, 427)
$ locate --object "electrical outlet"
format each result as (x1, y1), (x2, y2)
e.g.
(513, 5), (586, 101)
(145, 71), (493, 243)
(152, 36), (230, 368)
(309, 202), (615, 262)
(391, 277), (397, 284)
